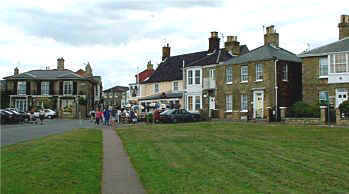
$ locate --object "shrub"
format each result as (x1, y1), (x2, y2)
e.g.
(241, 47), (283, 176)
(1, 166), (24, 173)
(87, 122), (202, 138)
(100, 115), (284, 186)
(339, 100), (349, 114)
(288, 101), (320, 118)
(146, 112), (153, 123)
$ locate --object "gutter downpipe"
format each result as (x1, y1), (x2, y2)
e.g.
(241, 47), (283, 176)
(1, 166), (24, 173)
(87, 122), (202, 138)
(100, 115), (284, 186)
(274, 58), (279, 121)
(182, 60), (186, 110)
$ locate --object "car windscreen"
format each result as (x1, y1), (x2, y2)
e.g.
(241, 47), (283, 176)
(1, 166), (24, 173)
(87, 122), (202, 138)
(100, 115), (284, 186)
(160, 110), (176, 115)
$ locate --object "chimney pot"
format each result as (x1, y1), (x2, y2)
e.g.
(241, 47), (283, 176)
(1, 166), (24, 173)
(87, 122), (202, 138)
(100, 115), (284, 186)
(224, 35), (240, 55)
(57, 57), (65, 70)
(208, 31), (220, 52)
(211, 31), (218, 38)
(264, 25), (279, 47)
(162, 44), (171, 61)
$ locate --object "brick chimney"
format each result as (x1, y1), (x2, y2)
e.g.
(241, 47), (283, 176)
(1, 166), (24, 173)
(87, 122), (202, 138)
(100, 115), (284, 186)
(224, 36), (240, 55)
(147, 60), (153, 70)
(14, 67), (19, 75)
(208, 31), (220, 53)
(264, 25), (279, 47)
(162, 43), (171, 61)
(339, 15), (349, 40)
(57, 57), (65, 70)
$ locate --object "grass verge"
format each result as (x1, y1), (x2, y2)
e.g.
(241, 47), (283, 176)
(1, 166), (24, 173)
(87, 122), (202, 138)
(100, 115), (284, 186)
(117, 122), (349, 194)
(1, 129), (102, 194)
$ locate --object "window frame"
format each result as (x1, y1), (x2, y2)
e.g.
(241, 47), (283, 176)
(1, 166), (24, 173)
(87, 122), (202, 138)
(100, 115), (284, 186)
(195, 70), (201, 85)
(195, 96), (201, 111)
(241, 94), (248, 112)
(282, 64), (288, 81)
(188, 70), (193, 85)
(319, 57), (328, 78)
(17, 81), (26, 95)
(319, 91), (329, 104)
(225, 95), (232, 112)
(41, 81), (50, 96)
(330, 53), (348, 74)
(226, 66), (233, 83)
(172, 81), (179, 92)
(63, 81), (73, 95)
(240, 65), (248, 82)
(188, 96), (193, 111)
(153, 83), (159, 94)
(255, 64), (263, 81)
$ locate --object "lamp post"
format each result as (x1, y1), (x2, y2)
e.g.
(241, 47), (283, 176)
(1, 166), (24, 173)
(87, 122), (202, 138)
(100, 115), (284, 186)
(326, 93), (330, 127)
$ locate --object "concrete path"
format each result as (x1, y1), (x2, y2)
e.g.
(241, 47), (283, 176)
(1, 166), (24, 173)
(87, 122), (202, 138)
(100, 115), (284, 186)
(102, 127), (146, 194)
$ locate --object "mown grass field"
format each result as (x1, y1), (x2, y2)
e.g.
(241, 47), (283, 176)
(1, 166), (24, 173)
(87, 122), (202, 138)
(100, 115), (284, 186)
(117, 122), (349, 194)
(1, 129), (102, 194)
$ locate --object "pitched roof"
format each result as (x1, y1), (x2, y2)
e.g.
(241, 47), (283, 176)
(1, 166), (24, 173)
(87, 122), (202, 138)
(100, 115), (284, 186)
(143, 50), (209, 83)
(136, 69), (154, 82)
(186, 49), (234, 67)
(298, 37), (349, 57)
(224, 44), (301, 64)
(3, 69), (84, 80)
(103, 85), (129, 93)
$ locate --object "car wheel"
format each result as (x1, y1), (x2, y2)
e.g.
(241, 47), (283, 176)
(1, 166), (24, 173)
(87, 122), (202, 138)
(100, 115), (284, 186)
(48, 115), (52, 119)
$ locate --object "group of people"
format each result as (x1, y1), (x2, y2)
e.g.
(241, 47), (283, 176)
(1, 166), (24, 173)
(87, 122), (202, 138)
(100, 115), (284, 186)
(90, 108), (138, 128)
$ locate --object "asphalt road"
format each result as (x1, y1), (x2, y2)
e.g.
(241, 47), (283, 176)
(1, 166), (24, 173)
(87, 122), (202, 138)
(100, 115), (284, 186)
(1, 119), (96, 147)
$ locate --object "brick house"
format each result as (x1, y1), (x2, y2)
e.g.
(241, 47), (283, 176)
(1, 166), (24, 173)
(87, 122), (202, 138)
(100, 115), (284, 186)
(3, 58), (102, 118)
(298, 15), (349, 108)
(216, 25), (302, 120)
(184, 32), (248, 115)
(103, 85), (129, 108)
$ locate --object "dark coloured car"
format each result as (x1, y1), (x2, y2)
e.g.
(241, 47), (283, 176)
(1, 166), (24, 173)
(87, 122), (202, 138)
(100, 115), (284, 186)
(0, 109), (18, 124)
(159, 109), (200, 123)
(6, 109), (25, 123)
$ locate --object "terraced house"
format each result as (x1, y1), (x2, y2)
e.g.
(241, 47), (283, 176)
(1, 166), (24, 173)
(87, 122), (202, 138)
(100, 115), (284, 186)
(184, 32), (248, 115)
(216, 25), (302, 120)
(299, 15), (349, 108)
(3, 58), (102, 118)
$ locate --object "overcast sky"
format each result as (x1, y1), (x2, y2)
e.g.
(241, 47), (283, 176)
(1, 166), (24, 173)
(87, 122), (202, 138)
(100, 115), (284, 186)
(1, 0), (348, 89)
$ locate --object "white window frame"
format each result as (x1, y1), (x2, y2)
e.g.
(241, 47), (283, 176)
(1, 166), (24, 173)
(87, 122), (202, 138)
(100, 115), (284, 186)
(226, 66), (233, 83)
(41, 81), (50, 96)
(225, 95), (232, 112)
(195, 70), (201, 85)
(319, 57), (328, 78)
(255, 64), (263, 81)
(330, 53), (348, 74)
(188, 70), (193, 85)
(209, 69), (216, 80)
(195, 96), (201, 111)
(63, 81), (73, 95)
(172, 81), (179, 92)
(282, 64), (288, 81)
(240, 65), (248, 83)
(241, 94), (248, 112)
(187, 96), (193, 111)
(153, 83), (159, 94)
(17, 81), (26, 95)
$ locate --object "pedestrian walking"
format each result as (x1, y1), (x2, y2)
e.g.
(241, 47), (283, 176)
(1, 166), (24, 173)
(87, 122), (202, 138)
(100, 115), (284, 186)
(104, 109), (110, 127)
(95, 109), (102, 126)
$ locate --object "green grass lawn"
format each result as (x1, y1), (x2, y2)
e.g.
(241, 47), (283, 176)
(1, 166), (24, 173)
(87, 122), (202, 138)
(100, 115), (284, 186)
(117, 122), (349, 194)
(1, 129), (102, 194)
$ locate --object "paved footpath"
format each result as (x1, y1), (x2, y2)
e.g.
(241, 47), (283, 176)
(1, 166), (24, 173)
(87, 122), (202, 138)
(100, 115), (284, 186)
(102, 127), (146, 194)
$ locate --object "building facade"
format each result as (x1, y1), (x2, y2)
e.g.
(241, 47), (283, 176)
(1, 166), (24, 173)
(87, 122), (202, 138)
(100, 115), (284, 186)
(103, 86), (129, 109)
(216, 25), (302, 120)
(299, 15), (349, 108)
(3, 58), (102, 118)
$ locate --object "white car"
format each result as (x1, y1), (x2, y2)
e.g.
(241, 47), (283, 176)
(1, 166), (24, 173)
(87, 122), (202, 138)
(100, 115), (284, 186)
(34, 109), (56, 119)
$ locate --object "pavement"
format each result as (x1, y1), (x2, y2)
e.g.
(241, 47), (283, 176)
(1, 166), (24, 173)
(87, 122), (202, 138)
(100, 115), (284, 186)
(1, 119), (96, 147)
(102, 127), (146, 194)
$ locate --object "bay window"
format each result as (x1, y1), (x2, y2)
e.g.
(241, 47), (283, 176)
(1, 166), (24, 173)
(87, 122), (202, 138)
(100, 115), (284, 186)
(195, 96), (201, 110)
(188, 96), (193, 111)
(188, 70), (193, 85)
(195, 70), (201, 84)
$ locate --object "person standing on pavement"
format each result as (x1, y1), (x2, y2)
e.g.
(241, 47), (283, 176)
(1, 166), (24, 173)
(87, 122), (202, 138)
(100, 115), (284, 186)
(95, 108), (102, 126)
(103, 108), (110, 127)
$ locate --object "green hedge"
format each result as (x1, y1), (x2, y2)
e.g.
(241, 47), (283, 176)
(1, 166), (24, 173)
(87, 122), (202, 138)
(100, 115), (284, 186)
(288, 101), (320, 118)
(339, 100), (349, 114)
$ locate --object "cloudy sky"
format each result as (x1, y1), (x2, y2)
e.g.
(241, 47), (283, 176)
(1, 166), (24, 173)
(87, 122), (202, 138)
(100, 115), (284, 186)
(0, 0), (348, 89)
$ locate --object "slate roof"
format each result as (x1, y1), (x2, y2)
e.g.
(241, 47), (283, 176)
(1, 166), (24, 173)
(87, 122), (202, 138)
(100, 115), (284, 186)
(186, 49), (234, 67)
(103, 85), (129, 93)
(224, 44), (301, 64)
(143, 51), (209, 83)
(298, 37), (349, 57)
(3, 70), (85, 80)
(139, 91), (183, 101)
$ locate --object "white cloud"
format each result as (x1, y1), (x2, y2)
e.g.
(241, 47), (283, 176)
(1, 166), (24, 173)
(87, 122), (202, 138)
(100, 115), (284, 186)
(1, 0), (348, 89)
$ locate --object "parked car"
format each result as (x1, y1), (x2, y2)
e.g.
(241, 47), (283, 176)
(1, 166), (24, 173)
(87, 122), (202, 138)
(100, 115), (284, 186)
(159, 109), (200, 123)
(0, 109), (20, 124)
(5, 109), (25, 123)
(6, 108), (27, 122)
(33, 109), (56, 119)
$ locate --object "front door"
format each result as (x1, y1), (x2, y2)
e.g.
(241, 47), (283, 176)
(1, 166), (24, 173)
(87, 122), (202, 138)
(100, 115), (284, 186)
(336, 88), (348, 108)
(209, 97), (215, 110)
(253, 91), (264, 119)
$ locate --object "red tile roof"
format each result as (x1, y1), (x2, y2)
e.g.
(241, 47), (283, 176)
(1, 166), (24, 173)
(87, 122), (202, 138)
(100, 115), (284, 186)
(136, 69), (154, 83)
